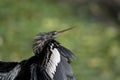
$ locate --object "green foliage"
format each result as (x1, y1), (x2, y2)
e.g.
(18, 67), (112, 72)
(0, 0), (120, 80)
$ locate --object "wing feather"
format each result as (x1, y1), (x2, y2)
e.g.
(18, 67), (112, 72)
(0, 64), (21, 80)
(58, 45), (76, 59)
(54, 45), (76, 80)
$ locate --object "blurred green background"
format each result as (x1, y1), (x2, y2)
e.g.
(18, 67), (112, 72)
(0, 0), (120, 80)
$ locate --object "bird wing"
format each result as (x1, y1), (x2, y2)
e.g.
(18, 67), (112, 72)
(58, 45), (76, 59)
(30, 63), (51, 80)
(0, 64), (21, 80)
(53, 45), (76, 80)
(54, 56), (75, 80)
(0, 61), (18, 72)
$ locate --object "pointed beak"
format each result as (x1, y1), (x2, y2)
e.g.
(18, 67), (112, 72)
(56, 27), (75, 35)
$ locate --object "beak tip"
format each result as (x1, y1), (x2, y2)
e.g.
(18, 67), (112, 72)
(57, 27), (75, 34)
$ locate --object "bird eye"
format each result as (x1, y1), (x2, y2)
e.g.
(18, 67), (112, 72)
(51, 31), (57, 36)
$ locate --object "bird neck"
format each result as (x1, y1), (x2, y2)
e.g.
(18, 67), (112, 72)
(38, 40), (61, 79)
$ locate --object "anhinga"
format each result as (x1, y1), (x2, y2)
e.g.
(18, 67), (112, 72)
(0, 27), (76, 80)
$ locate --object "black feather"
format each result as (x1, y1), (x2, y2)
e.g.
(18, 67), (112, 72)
(0, 29), (76, 80)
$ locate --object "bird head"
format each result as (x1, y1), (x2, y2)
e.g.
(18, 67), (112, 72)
(32, 27), (74, 55)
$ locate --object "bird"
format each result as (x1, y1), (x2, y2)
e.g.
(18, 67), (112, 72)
(0, 27), (76, 80)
